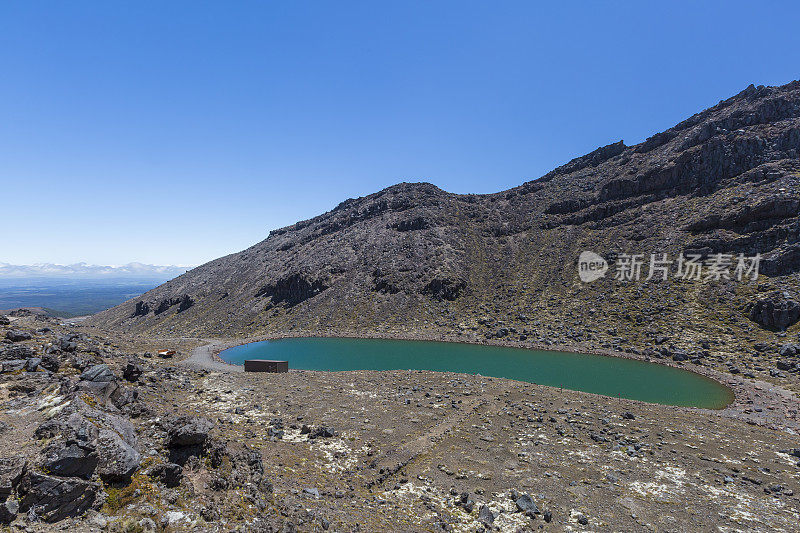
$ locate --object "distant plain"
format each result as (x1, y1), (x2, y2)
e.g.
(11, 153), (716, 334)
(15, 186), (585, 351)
(0, 277), (166, 317)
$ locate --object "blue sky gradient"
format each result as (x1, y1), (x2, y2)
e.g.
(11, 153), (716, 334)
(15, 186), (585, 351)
(2, 1), (798, 265)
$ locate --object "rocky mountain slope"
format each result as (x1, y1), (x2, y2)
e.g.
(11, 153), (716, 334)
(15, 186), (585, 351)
(89, 81), (800, 385)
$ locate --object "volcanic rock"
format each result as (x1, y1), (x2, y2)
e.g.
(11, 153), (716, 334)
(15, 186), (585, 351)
(5, 330), (31, 342)
(165, 416), (214, 447)
(748, 292), (800, 331)
(95, 429), (140, 482)
(18, 472), (99, 523)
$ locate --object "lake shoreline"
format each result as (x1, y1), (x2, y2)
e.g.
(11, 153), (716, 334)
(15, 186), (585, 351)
(216, 336), (734, 409)
(175, 329), (799, 433)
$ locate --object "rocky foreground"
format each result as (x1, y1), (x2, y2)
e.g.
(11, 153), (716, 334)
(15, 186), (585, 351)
(2, 314), (800, 532)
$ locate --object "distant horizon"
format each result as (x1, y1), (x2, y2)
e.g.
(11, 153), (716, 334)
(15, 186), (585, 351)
(3, 1), (798, 266)
(0, 262), (193, 279)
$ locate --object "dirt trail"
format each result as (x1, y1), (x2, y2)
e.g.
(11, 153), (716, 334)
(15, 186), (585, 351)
(367, 397), (486, 487)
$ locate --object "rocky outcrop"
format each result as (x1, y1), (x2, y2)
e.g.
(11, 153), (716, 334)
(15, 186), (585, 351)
(40, 353), (60, 372)
(256, 273), (329, 307)
(0, 354), (145, 524)
(422, 277), (467, 301)
(132, 301), (150, 317)
(58, 334), (78, 352)
(17, 472), (99, 523)
(687, 198), (799, 233)
(762, 244), (800, 277)
(747, 291), (800, 331)
(391, 216), (430, 232)
(0, 344), (35, 360)
(80, 364), (116, 383)
(542, 140), (627, 179)
(131, 295), (194, 317)
(155, 295), (194, 314)
(0, 324), (290, 527)
(34, 398), (139, 480)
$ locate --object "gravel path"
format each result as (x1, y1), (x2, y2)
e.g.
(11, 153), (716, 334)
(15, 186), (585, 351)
(180, 343), (243, 372)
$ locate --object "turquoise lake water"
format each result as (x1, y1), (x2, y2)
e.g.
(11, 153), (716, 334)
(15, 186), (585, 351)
(219, 337), (734, 409)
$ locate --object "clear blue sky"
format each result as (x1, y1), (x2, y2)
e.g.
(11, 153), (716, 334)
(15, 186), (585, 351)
(2, 1), (797, 266)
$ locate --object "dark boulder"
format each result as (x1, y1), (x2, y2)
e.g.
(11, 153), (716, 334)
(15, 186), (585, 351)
(0, 344), (35, 361)
(494, 328), (509, 339)
(0, 456), (26, 500)
(5, 330), (31, 342)
(671, 350), (689, 361)
(515, 493), (539, 514)
(779, 344), (799, 357)
(309, 426), (336, 439)
(165, 416), (214, 447)
(35, 414), (97, 443)
(40, 353), (60, 372)
(18, 472), (99, 523)
(123, 361), (143, 382)
(71, 354), (94, 371)
(0, 316), (8, 326)
(58, 335), (77, 352)
(40, 441), (98, 480)
(1, 360), (26, 373)
(0, 496), (18, 525)
(79, 364), (116, 383)
(96, 429), (140, 483)
(149, 462), (183, 487)
(478, 504), (495, 526)
(776, 360), (796, 371)
(747, 291), (800, 331)
(24, 357), (41, 371)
